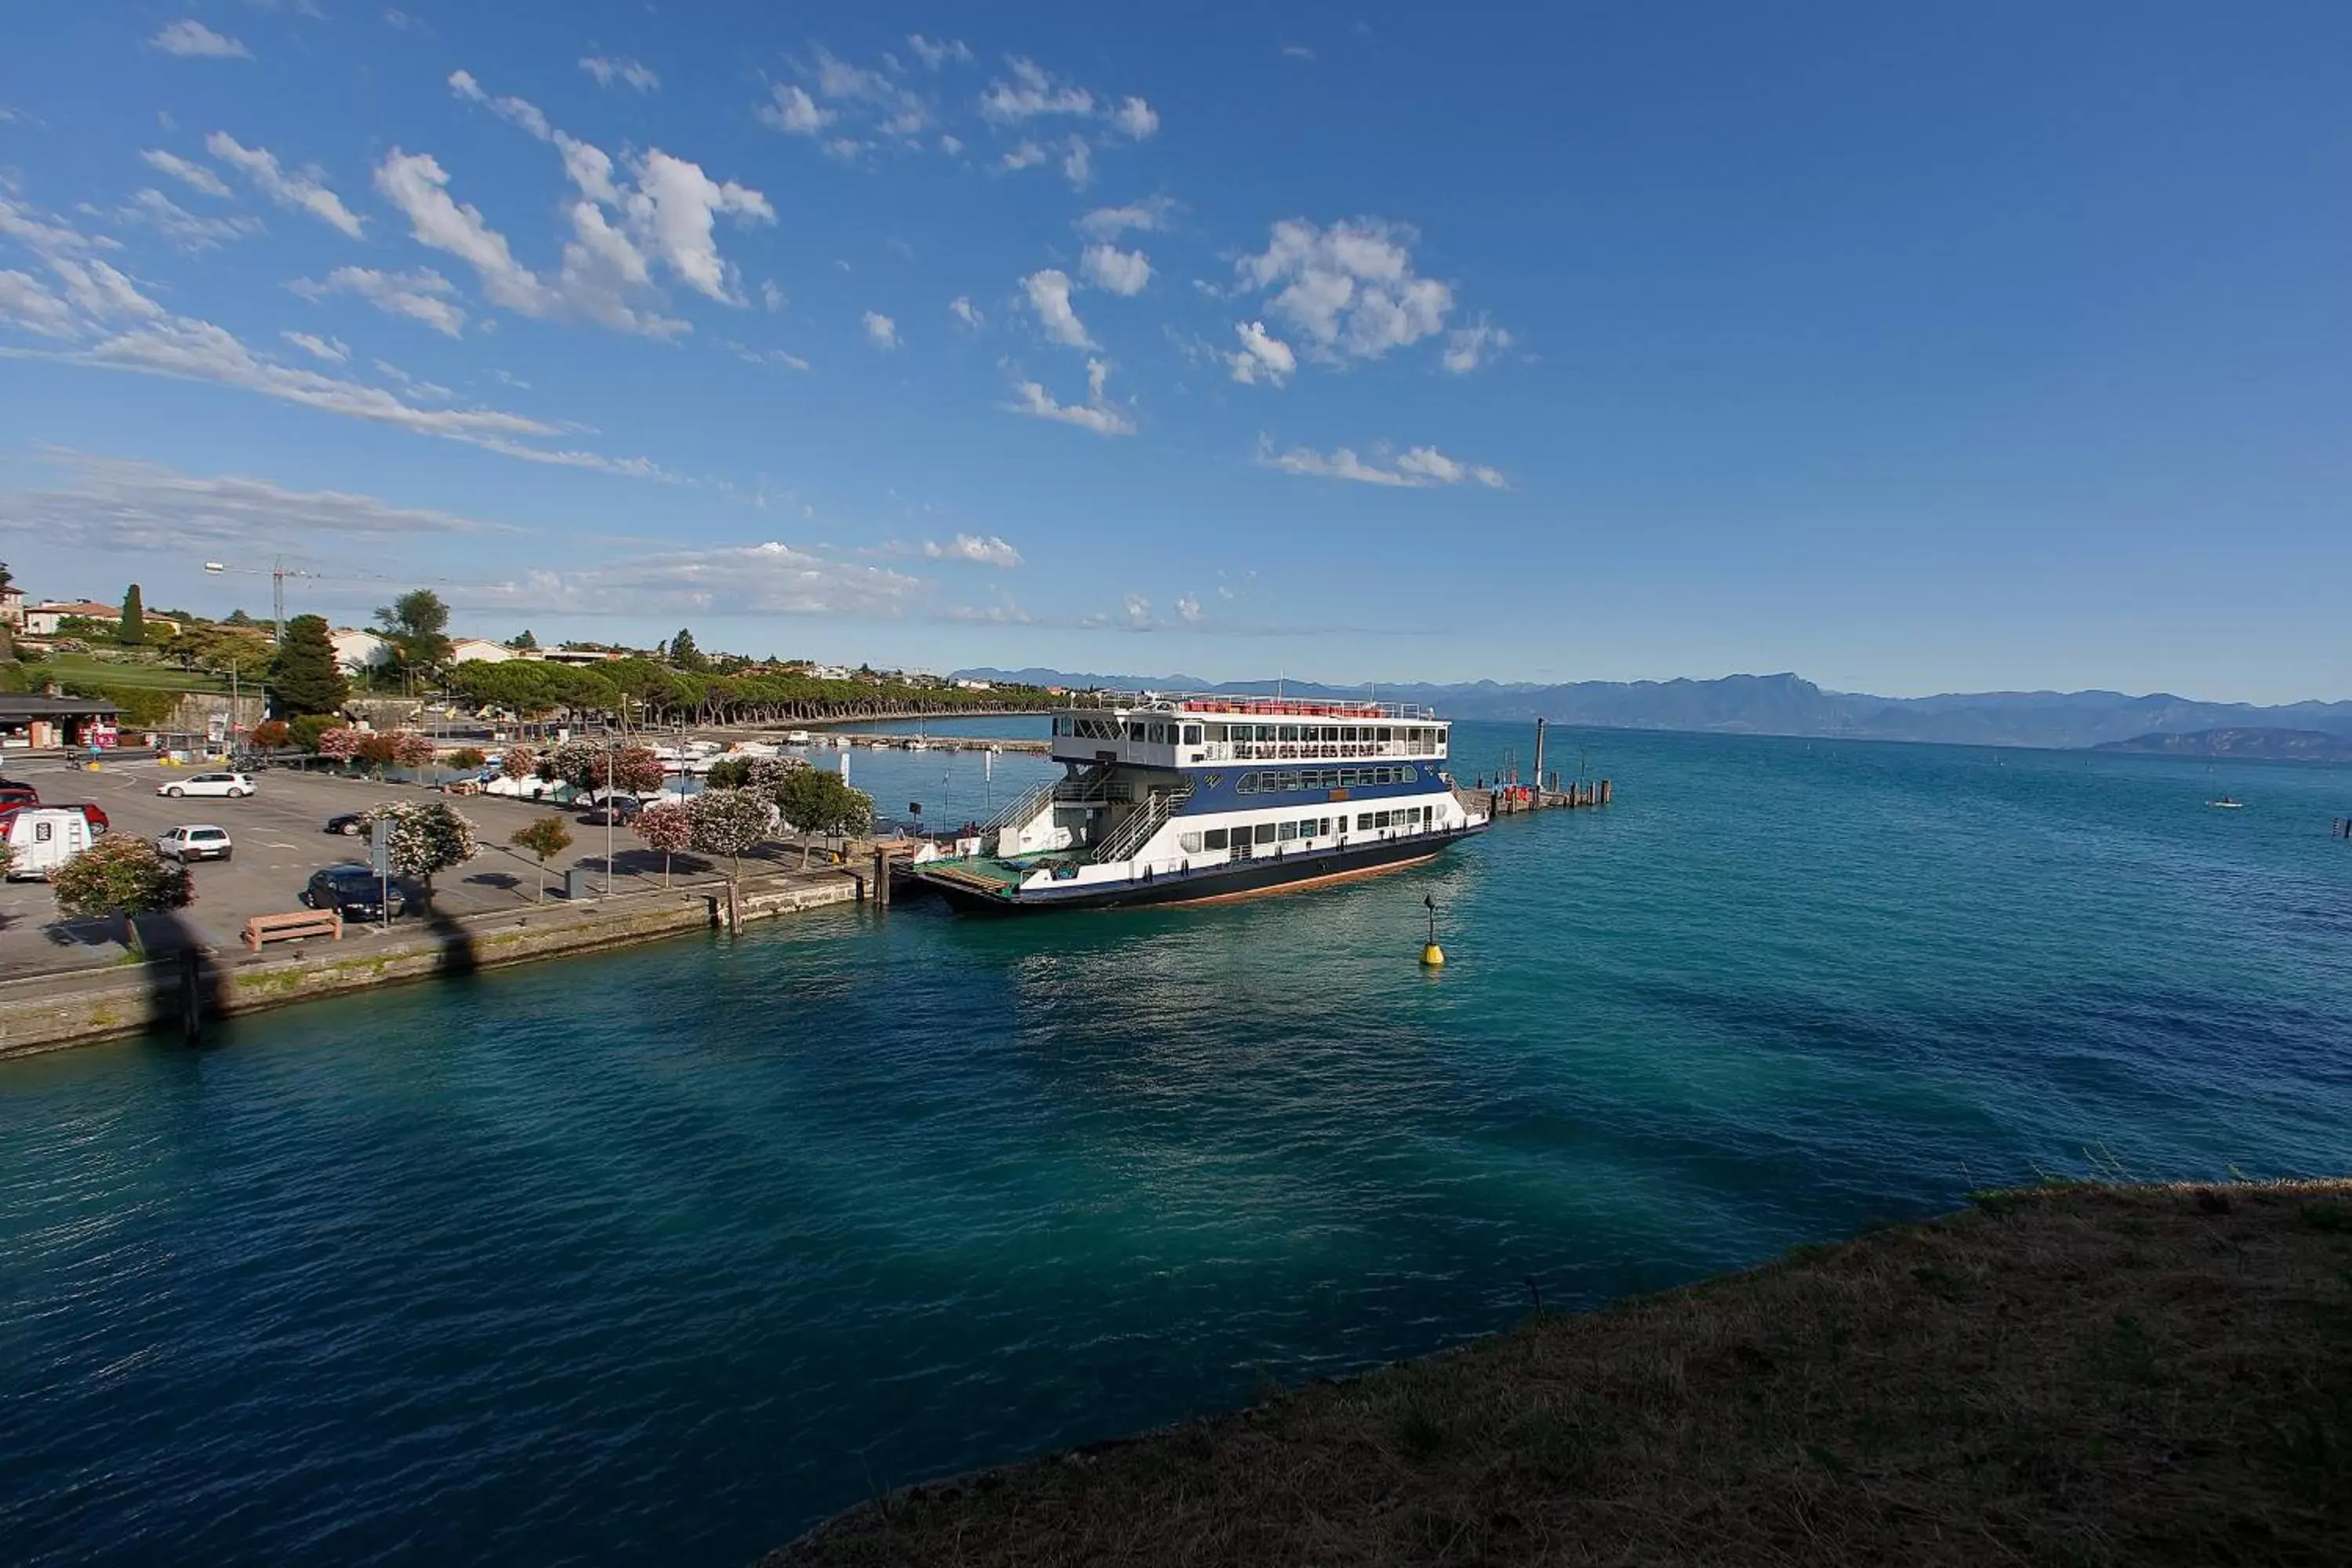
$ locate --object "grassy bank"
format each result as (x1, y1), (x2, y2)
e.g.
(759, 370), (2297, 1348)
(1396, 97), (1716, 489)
(768, 1180), (2351, 1566)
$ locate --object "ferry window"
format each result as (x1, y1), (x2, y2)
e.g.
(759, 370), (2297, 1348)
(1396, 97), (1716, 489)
(1254, 822), (1276, 844)
(1183, 725), (1202, 744)
(1355, 813), (1370, 830)
(1279, 724), (1298, 742)
(1378, 727), (1392, 742)
(1277, 771), (1300, 791)
(1339, 769), (1358, 788)
(1204, 827), (1229, 850)
(1277, 820), (1298, 840)
(1180, 833), (1203, 853)
(1318, 817), (1332, 835)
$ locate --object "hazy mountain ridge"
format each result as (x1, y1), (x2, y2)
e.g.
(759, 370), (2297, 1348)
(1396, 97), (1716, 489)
(2090, 728), (2352, 761)
(953, 669), (2352, 750)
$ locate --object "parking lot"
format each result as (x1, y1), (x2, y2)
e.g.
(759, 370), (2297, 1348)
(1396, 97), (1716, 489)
(1, 756), (760, 975)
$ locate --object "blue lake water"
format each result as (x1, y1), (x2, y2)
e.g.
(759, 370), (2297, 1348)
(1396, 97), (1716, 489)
(4, 724), (2348, 1566)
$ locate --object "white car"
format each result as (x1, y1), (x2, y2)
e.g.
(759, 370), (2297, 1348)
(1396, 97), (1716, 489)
(156, 824), (234, 862)
(157, 771), (256, 799)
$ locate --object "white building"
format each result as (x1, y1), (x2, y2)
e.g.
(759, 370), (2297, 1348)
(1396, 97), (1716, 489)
(448, 637), (516, 665)
(330, 628), (394, 673)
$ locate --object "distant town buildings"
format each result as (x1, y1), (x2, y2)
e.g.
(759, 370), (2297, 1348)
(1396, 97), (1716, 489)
(20, 601), (182, 637)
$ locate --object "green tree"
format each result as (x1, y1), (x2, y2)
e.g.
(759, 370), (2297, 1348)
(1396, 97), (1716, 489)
(118, 584), (146, 646)
(776, 768), (875, 867)
(667, 627), (707, 672)
(289, 713), (339, 753)
(49, 837), (192, 954)
(508, 629), (539, 651)
(363, 800), (480, 912)
(270, 614), (350, 717)
(688, 787), (772, 884)
(375, 589), (454, 682)
(509, 815), (573, 902)
(0, 559), (13, 660)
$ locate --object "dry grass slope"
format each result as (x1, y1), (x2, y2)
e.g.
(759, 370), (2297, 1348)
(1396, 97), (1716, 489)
(765, 1181), (2352, 1567)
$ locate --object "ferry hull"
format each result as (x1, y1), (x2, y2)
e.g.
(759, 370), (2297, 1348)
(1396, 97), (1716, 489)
(904, 824), (1483, 914)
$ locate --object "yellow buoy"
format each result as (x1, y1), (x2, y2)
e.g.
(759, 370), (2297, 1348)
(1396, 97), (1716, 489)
(1421, 943), (1446, 967)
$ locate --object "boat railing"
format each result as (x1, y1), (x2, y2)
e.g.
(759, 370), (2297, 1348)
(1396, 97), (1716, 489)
(1091, 780), (1194, 863)
(1195, 741), (1442, 763)
(982, 778), (1058, 830)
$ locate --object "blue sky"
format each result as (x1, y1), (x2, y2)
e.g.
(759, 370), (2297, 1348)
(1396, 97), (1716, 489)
(2, 2), (2347, 701)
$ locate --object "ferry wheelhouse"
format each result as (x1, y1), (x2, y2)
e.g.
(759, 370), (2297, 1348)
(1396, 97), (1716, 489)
(902, 692), (1489, 912)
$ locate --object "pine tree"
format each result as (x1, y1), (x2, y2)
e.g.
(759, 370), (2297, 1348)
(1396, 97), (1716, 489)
(118, 584), (146, 646)
(270, 614), (351, 717)
(375, 589), (453, 679)
(668, 627), (706, 671)
(509, 629), (539, 650)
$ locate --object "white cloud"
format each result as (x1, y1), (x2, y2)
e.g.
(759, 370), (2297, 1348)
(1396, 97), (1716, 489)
(1174, 593), (1202, 622)
(1080, 243), (1150, 296)
(862, 310), (898, 348)
(1061, 136), (1093, 189)
(999, 140), (1046, 172)
(0, 271), (81, 338)
(789, 46), (932, 143)
(444, 76), (772, 314)
(0, 452), (507, 555)
(1227, 319), (1295, 385)
(1109, 96), (1160, 139)
(448, 69), (552, 140)
(939, 133), (964, 155)
(140, 149), (230, 198)
(372, 358), (453, 402)
(907, 34), (974, 69)
(1258, 437), (1505, 489)
(1003, 358), (1133, 436)
(1076, 197), (1174, 240)
(205, 132), (365, 238)
(1022, 268), (1092, 348)
(496, 539), (924, 618)
(0, 193), (115, 256)
(118, 188), (262, 252)
(1122, 594), (1150, 626)
(760, 279), (786, 313)
(45, 256), (164, 322)
(981, 56), (1095, 122)
(949, 294), (982, 328)
(924, 533), (1022, 568)
(374, 150), (548, 314)
(579, 56), (659, 93)
(758, 84), (833, 136)
(280, 329), (348, 362)
(1443, 314), (1513, 373)
(1236, 218), (1453, 362)
(290, 265), (469, 338)
(622, 151), (772, 304)
(724, 340), (811, 372)
(5, 296), (662, 475)
(151, 20), (250, 59)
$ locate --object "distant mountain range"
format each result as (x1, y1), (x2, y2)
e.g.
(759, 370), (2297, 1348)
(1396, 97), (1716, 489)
(2092, 728), (2352, 762)
(953, 668), (2352, 751)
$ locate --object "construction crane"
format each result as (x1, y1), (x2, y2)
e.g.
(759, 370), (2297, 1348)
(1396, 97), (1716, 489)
(201, 557), (488, 644)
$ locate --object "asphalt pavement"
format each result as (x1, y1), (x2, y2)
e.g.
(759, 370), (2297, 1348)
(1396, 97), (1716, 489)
(1, 756), (758, 975)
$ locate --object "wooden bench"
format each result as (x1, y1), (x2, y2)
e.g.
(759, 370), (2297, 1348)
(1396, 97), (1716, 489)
(242, 909), (343, 950)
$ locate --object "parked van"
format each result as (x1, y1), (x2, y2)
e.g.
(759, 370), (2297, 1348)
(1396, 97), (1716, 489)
(3, 807), (96, 880)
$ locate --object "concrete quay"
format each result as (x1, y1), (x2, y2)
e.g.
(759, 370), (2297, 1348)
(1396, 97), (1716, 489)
(0, 865), (861, 1061)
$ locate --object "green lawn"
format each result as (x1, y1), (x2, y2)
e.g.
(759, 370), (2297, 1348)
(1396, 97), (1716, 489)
(43, 654), (233, 693)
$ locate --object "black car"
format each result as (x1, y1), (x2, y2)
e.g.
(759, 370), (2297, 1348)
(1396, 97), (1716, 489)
(302, 864), (412, 920)
(577, 797), (644, 826)
(325, 812), (370, 837)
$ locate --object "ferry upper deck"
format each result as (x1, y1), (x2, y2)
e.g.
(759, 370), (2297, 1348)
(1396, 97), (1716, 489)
(1048, 694), (1449, 771)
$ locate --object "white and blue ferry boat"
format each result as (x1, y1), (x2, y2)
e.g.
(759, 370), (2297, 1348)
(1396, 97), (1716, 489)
(902, 692), (1489, 912)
